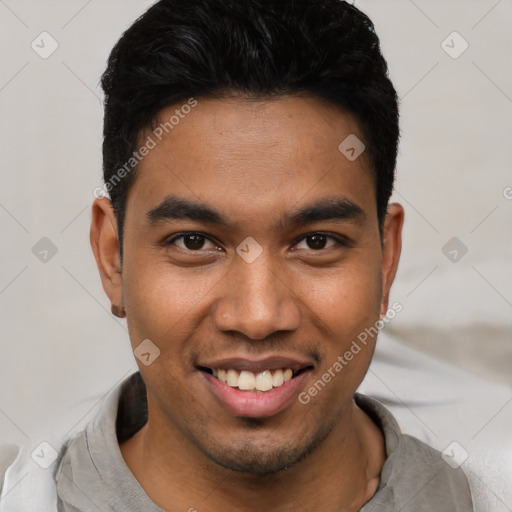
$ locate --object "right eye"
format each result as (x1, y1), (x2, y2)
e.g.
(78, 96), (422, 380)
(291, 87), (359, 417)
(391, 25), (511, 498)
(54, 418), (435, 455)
(167, 233), (218, 251)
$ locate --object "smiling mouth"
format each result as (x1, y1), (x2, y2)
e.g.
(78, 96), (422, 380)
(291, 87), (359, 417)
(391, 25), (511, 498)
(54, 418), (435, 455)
(198, 367), (312, 392)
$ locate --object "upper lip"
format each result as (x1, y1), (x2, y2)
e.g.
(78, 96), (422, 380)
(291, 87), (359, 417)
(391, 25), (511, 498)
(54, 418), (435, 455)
(197, 355), (315, 373)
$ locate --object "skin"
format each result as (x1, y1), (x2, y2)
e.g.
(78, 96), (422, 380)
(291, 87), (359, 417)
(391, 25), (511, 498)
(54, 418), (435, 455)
(90, 95), (404, 512)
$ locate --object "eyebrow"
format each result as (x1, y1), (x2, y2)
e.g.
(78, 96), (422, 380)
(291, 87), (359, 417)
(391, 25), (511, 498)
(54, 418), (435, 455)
(145, 195), (366, 229)
(281, 197), (366, 228)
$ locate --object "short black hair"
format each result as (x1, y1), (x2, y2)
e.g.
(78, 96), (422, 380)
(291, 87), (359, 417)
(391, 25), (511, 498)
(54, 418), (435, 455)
(101, 0), (399, 255)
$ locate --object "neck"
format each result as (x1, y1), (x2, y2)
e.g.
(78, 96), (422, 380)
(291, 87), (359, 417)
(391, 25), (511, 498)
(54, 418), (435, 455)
(120, 400), (385, 512)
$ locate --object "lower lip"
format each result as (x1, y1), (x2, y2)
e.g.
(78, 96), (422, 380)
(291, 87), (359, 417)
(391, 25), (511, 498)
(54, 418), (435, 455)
(201, 370), (310, 418)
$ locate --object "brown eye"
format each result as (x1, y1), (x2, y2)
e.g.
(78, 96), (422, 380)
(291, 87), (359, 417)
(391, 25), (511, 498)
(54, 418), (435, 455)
(296, 234), (337, 251)
(183, 234), (206, 250)
(172, 233), (216, 251)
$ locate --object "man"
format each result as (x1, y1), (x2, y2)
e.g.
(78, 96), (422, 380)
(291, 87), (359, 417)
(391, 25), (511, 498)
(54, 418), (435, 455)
(0, 0), (473, 510)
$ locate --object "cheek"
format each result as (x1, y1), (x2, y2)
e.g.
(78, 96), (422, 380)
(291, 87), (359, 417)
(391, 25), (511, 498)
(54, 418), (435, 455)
(300, 258), (382, 339)
(297, 263), (382, 404)
(122, 256), (223, 351)
(121, 262), (221, 402)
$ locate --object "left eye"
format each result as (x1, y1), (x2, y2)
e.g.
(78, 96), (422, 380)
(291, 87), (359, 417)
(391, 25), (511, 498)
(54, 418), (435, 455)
(295, 234), (338, 251)
(171, 233), (217, 251)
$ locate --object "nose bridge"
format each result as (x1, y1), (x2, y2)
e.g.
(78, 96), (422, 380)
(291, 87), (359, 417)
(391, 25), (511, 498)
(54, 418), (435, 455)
(213, 250), (300, 339)
(239, 252), (281, 310)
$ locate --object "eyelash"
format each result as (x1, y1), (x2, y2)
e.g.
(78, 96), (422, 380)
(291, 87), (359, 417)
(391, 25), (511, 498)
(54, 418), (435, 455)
(165, 232), (350, 252)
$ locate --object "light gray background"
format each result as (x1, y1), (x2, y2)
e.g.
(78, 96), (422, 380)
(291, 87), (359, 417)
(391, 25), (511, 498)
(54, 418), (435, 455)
(0, 0), (511, 448)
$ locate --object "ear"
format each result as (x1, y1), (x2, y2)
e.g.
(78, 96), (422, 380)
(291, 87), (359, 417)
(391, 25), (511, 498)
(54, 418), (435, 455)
(90, 198), (123, 310)
(379, 202), (404, 318)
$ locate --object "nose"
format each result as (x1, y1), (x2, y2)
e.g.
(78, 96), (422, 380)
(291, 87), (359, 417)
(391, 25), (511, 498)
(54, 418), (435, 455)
(212, 252), (301, 340)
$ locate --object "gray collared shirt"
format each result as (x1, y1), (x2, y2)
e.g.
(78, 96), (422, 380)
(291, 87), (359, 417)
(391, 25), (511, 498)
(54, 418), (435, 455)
(56, 372), (473, 511)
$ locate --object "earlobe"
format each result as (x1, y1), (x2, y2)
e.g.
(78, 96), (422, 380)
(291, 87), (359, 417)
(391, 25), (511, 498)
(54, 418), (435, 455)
(90, 198), (124, 311)
(111, 303), (127, 318)
(380, 202), (404, 317)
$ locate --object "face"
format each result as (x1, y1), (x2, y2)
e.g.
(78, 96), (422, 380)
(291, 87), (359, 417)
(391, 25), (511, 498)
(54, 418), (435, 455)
(91, 95), (403, 475)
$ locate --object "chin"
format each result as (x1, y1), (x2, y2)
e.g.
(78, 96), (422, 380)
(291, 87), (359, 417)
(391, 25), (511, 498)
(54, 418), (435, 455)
(207, 446), (307, 475)
(196, 422), (333, 475)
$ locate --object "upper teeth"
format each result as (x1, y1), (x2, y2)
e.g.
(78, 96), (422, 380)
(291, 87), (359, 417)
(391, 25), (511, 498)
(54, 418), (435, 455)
(213, 368), (294, 392)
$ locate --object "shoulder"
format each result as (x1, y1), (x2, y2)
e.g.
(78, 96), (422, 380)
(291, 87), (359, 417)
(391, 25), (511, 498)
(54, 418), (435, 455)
(0, 374), (136, 511)
(355, 394), (473, 511)
(400, 433), (472, 488)
(0, 440), (67, 511)
(0, 444), (20, 494)
(395, 435), (473, 510)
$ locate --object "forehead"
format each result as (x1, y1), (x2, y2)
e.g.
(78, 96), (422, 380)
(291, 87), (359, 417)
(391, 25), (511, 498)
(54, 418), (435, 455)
(126, 95), (376, 226)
